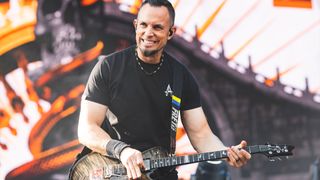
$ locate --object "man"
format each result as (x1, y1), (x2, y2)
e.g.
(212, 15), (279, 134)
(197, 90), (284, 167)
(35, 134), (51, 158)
(77, 0), (251, 179)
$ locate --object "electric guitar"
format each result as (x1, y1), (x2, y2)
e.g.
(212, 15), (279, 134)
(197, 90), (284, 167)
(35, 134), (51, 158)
(69, 144), (294, 180)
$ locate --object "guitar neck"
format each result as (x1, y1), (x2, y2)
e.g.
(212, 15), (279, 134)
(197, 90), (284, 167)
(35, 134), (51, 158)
(149, 145), (264, 169)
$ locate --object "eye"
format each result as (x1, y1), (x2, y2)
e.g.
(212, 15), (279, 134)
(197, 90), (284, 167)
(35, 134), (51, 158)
(153, 25), (164, 31)
(139, 22), (147, 28)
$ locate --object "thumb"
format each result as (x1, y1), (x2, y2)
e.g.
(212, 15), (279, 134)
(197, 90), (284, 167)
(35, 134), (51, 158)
(238, 140), (247, 149)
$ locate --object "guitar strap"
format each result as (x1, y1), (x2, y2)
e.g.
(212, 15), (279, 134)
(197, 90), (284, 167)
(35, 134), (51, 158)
(169, 62), (183, 155)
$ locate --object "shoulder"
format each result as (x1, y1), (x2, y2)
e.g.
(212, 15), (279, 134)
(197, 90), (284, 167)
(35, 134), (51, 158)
(98, 46), (135, 64)
(164, 51), (193, 79)
(164, 51), (188, 72)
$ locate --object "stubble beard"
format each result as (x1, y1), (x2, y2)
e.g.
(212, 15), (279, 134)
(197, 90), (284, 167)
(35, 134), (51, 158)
(138, 44), (165, 58)
(140, 48), (158, 57)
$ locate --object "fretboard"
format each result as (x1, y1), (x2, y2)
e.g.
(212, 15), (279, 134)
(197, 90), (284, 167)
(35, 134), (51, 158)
(150, 145), (265, 169)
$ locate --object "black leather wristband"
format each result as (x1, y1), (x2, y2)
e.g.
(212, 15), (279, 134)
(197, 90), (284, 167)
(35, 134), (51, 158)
(105, 139), (130, 159)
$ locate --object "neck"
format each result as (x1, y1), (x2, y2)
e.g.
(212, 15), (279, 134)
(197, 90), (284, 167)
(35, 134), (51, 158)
(137, 48), (163, 64)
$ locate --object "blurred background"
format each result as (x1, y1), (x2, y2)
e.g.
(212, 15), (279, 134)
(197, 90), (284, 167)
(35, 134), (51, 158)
(0, 0), (320, 179)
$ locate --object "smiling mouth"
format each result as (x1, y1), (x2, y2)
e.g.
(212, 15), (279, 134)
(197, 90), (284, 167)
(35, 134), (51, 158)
(142, 39), (157, 46)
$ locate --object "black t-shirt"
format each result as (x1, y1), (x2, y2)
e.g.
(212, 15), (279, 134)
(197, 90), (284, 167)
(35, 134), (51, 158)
(83, 46), (201, 152)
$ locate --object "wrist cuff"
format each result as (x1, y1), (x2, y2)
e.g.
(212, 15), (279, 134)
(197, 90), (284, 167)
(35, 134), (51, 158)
(105, 139), (130, 159)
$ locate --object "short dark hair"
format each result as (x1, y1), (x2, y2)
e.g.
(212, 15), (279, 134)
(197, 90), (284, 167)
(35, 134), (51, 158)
(139, 0), (175, 27)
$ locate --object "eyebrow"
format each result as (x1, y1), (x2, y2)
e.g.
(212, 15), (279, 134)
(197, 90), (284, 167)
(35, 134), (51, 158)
(138, 21), (165, 27)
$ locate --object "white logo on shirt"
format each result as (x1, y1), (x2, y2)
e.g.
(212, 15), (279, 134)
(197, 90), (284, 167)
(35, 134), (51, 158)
(165, 84), (173, 96)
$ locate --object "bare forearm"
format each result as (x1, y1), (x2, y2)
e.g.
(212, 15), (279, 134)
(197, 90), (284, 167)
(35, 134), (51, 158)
(77, 100), (112, 155)
(188, 129), (226, 153)
(78, 121), (112, 155)
(182, 107), (227, 153)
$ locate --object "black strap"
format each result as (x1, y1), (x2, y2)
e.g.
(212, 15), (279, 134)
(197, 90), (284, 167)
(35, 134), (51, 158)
(169, 63), (184, 155)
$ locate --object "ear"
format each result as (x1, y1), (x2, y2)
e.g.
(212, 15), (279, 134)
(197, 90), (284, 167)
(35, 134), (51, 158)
(168, 26), (176, 40)
(133, 19), (137, 30)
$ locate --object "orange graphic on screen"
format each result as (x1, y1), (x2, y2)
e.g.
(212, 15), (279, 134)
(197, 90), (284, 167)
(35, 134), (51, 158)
(274, 0), (312, 8)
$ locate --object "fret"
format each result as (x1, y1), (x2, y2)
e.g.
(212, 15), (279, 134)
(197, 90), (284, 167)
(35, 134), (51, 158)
(184, 155), (190, 163)
(159, 159), (164, 167)
(259, 146), (266, 152)
(205, 152), (210, 160)
(181, 156), (185, 164)
(178, 156), (183, 164)
(207, 152), (211, 160)
(172, 157), (177, 165)
(203, 152), (207, 161)
(217, 151), (221, 159)
(197, 154), (203, 161)
(259, 145), (264, 153)
(221, 150), (227, 158)
(154, 160), (158, 168)
(175, 157), (178, 165)
(176, 156), (180, 165)
(165, 157), (170, 166)
(208, 152), (214, 160)
(212, 151), (217, 159)
(246, 145), (260, 154)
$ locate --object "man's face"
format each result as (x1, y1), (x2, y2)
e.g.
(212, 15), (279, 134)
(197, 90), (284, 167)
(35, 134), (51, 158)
(134, 4), (173, 59)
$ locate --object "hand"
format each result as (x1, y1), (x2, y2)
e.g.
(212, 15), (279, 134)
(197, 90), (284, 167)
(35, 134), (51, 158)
(226, 140), (251, 168)
(119, 147), (145, 179)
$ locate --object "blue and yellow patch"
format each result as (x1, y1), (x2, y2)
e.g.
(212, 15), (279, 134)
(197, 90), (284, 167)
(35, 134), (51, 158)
(171, 95), (181, 109)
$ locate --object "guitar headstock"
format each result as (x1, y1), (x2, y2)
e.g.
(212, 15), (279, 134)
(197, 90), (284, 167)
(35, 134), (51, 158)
(260, 144), (294, 159)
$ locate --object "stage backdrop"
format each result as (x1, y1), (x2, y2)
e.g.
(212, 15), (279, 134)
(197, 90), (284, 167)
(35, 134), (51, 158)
(0, 0), (320, 180)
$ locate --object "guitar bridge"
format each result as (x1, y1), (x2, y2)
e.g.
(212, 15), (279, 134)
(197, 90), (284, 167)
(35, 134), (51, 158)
(103, 164), (127, 178)
(103, 167), (112, 178)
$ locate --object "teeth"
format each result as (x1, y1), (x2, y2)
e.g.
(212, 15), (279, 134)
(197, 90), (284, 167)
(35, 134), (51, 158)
(143, 39), (155, 44)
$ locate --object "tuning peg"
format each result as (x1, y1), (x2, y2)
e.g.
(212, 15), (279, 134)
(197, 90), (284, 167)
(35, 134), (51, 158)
(285, 156), (290, 159)
(268, 157), (282, 162)
(268, 158), (276, 162)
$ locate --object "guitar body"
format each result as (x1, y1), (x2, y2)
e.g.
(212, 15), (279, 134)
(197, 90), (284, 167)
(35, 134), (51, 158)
(69, 147), (168, 180)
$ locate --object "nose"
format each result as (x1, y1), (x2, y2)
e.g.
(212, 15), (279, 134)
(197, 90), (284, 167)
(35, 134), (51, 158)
(144, 26), (155, 36)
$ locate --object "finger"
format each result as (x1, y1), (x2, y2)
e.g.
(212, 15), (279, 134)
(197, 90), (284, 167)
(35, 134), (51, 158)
(235, 160), (244, 168)
(240, 140), (247, 148)
(235, 140), (247, 150)
(124, 163), (132, 179)
(127, 160), (139, 179)
(239, 149), (251, 160)
(136, 155), (145, 169)
(232, 147), (247, 164)
(236, 150), (250, 167)
(227, 147), (239, 163)
(231, 146), (241, 160)
(131, 157), (142, 178)
(133, 161), (142, 178)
